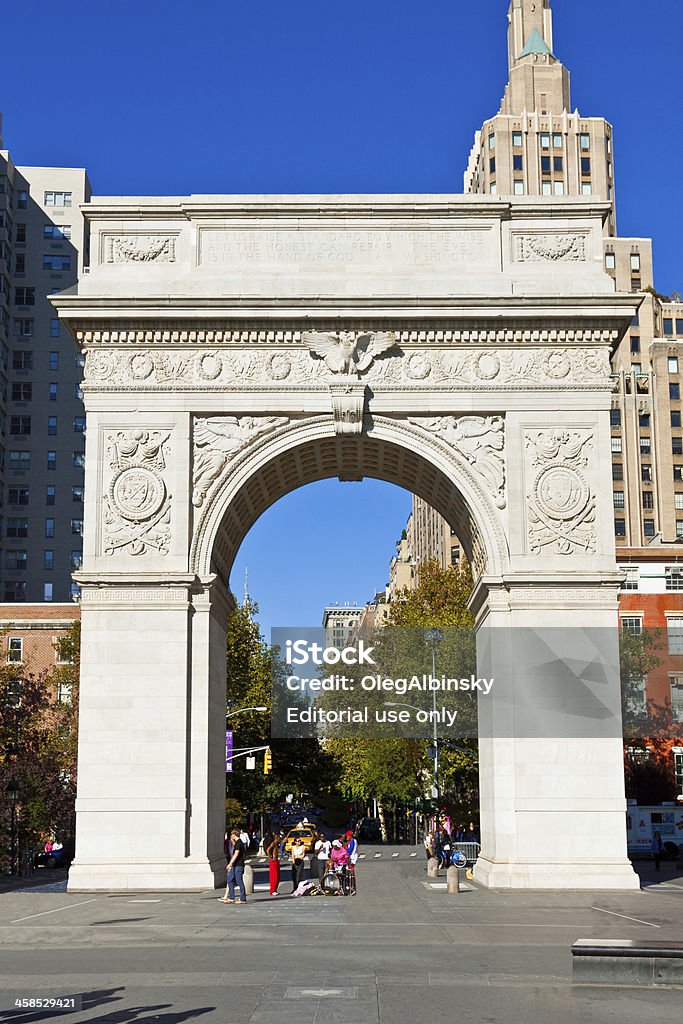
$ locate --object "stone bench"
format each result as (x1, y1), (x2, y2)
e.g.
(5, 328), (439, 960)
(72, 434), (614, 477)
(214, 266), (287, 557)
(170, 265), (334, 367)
(572, 939), (683, 986)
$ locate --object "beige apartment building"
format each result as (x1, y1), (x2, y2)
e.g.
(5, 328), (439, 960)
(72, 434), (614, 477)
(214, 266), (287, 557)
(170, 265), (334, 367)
(0, 113), (90, 602)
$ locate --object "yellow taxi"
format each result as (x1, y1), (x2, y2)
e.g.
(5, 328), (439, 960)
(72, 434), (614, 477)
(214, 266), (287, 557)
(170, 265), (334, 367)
(283, 825), (318, 854)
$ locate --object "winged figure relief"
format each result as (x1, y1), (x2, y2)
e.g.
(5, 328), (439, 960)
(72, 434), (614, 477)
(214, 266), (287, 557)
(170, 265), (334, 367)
(302, 331), (397, 377)
(192, 416), (288, 507)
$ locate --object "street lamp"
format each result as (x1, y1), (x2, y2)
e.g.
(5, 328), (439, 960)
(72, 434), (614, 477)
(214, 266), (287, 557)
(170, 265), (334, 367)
(424, 628), (443, 816)
(6, 779), (19, 877)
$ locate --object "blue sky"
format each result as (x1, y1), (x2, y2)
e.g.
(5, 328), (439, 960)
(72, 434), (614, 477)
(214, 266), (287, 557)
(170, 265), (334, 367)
(3, 1), (680, 632)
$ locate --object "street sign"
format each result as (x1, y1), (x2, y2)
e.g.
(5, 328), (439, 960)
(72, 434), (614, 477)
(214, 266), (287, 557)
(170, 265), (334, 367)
(225, 730), (233, 772)
(246, 756), (256, 770)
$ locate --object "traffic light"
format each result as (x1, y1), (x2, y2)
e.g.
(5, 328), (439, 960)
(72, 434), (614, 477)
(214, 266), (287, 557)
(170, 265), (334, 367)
(264, 748), (272, 775)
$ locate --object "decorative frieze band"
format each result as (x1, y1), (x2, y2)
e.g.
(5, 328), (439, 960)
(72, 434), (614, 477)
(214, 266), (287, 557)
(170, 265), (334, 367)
(76, 326), (620, 347)
(83, 346), (613, 391)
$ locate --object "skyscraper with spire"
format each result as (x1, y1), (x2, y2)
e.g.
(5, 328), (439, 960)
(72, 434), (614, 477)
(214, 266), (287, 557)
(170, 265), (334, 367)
(464, 0), (616, 236)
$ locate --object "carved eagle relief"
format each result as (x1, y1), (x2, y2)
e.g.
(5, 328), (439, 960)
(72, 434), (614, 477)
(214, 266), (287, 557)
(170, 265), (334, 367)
(302, 331), (397, 376)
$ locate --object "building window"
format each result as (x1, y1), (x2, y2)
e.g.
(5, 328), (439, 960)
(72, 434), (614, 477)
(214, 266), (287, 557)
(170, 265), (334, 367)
(489, 157), (496, 173)
(6, 550), (27, 570)
(9, 451), (30, 472)
(622, 567), (639, 591)
(674, 438), (683, 456)
(630, 253), (641, 272)
(644, 520), (656, 538)
(612, 463), (623, 481)
(514, 181), (524, 195)
(49, 383), (58, 402)
(614, 519), (626, 537)
(8, 487), (29, 506)
(74, 384), (83, 400)
(642, 465), (652, 482)
(632, 363), (642, 373)
(73, 417), (86, 433)
(4, 582), (26, 602)
(580, 157), (591, 175)
(673, 411), (682, 428)
(541, 156), (551, 174)
(640, 437), (651, 455)
(676, 494), (683, 511)
(631, 337), (640, 354)
(671, 383), (680, 401)
(47, 451), (56, 470)
(676, 467), (683, 482)
(581, 182), (592, 195)
(14, 319), (33, 337)
(10, 383), (32, 402)
(70, 582), (81, 600)
(610, 409), (621, 427)
(512, 155), (524, 173)
(50, 319), (60, 338)
(12, 350), (33, 371)
(512, 130), (522, 147)
(7, 638), (23, 663)
(639, 413), (650, 429)
(664, 318), (674, 335)
(71, 518), (83, 535)
(669, 357), (679, 374)
(44, 550), (54, 570)
(45, 518), (55, 538)
(621, 617), (643, 635)
(613, 491), (625, 508)
(6, 518), (28, 539)
(668, 618), (683, 654)
(553, 181), (565, 195)
(670, 678), (683, 721)
(70, 550), (83, 570)
(553, 156), (563, 172)
(47, 416), (58, 436)
(678, 521), (683, 539)
(666, 566), (683, 590)
(16, 223), (26, 243)
(540, 133), (550, 149)
(15, 254), (25, 274)
(541, 181), (551, 195)
(10, 416), (31, 436)
(552, 133), (562, 149)
(580, 133), (591, 150)
(605, 252), (616, 270)
(489, 183), (497, 195)
(72, 486), (84, 502)
(49, 351), (59, 371)
(611, 437), (622, 453)
(14, 287), (35, 306)
(44, 191), (72, 207)
(44, 224), (71, 239)
(43, 583), (53, 602)
(46, 485), (55, 505)
(73, 451), (85, 469)
(43, 254), (71, 272)
(17, 190), (28, 209)
(642, 491), (654, 509)
(677, 319), (683, 336)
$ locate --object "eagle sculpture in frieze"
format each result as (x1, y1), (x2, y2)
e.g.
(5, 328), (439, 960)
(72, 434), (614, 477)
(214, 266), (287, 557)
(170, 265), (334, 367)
(302, 330), (397, 377)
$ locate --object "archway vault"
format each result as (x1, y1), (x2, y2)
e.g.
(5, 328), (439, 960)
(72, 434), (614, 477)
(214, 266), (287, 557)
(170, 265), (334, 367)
(191, 414), (509, 589)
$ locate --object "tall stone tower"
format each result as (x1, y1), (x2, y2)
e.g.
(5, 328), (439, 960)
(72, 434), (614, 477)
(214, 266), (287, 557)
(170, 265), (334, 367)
(464, 0), (616, 235)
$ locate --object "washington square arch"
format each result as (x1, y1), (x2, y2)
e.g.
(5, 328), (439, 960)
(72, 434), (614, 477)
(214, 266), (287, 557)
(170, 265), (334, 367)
(53, 192), (642, 892)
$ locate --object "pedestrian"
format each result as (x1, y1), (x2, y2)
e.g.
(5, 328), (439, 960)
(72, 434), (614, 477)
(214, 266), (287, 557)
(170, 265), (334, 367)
(44, 840), (53, 854)
(290, 836), (306, 892)
(266, 831), (283, 896)
(240, 826), (251, 852)
(465, 821), (479, 845)
(651, 831), (664, 871)
(423, 831), (434, 860)
(218, 828), (247, 904)
(313, 835), (331, 880)
(344, 830), (359, 893)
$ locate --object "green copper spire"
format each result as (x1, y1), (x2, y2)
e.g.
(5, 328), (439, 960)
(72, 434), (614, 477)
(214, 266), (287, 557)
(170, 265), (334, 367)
(519, 28), (555, 59)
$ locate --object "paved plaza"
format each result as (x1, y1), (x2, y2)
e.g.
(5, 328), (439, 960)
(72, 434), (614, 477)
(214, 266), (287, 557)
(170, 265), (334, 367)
(0, 859), (680, 1024)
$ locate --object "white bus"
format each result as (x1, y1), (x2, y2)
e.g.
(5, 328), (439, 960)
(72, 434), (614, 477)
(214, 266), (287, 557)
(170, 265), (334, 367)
(626, 802), (683, 858)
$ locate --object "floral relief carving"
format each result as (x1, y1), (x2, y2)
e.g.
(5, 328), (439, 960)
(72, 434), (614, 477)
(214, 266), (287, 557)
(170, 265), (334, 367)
(103, 429), (172, 556)
(409, 415), (506, 509)
(192, 416), (289, 507)
(104, 235), (176, 264)
(525, 430), (596, 556)
(515, 234), (587, 262)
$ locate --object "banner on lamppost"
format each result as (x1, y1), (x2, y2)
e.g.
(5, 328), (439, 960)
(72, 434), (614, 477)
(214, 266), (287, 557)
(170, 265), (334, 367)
(225, 729), (233, 772)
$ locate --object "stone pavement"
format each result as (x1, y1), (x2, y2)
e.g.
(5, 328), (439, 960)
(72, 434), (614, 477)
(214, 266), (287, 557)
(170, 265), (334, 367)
(0, 859), (681, 1024)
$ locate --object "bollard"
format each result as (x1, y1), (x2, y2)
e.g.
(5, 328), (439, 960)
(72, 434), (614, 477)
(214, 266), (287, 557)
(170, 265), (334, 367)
(447, 865), (460, 894)
(243, 862), (254, 894)
(427, 856), (439, 878)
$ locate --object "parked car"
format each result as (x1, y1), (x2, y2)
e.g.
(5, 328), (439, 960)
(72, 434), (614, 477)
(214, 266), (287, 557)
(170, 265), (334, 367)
(283, 826), (318, 854)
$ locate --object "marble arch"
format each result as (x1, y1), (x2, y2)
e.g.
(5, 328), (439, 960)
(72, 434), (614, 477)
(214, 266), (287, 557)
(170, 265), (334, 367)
(54, 193), (640, 890)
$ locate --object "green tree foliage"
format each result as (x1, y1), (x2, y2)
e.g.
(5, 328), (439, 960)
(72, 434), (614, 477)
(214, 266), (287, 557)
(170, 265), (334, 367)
(0, 623), (80, 871)
(225, 601), (336, 818)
